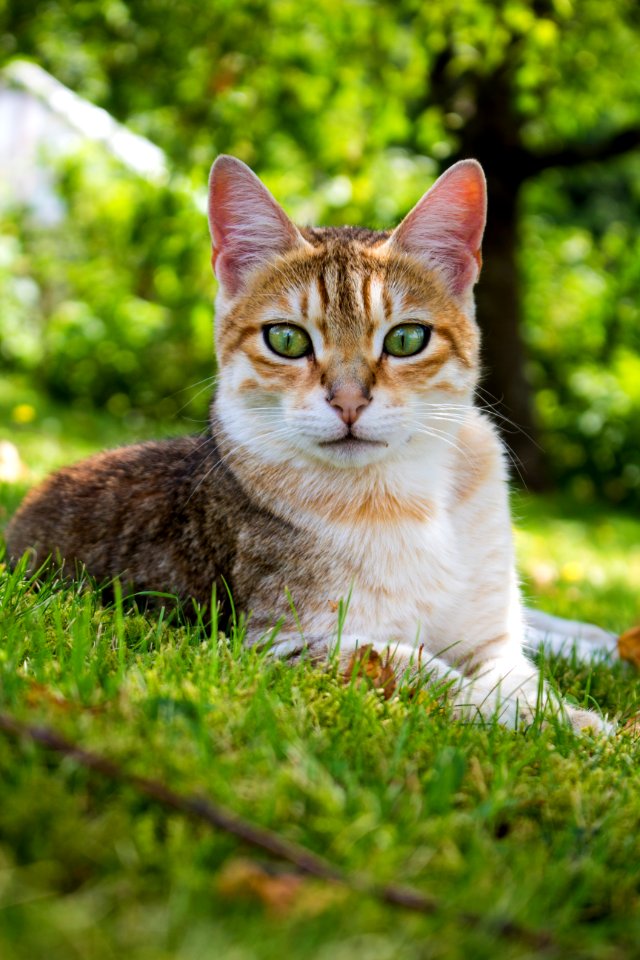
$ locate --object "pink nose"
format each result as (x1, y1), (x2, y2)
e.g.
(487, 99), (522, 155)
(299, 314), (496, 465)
(328, 385), (371, 426)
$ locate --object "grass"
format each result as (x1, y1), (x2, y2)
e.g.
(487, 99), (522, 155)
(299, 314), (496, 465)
(1, 403), (640, 960)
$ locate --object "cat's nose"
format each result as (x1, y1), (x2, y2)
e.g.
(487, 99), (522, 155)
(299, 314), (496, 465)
(328, 384), (371, 426)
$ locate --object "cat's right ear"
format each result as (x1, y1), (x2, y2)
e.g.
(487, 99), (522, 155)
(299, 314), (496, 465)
(208, 156), (308, 299)
(385, 160), (487, 299)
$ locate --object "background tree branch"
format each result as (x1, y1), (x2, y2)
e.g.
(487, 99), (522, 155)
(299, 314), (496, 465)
(524, 126), (640, 177)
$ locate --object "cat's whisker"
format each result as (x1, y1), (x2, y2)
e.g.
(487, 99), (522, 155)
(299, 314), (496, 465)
(186, 425), (298, 500)
(410, 409), (472, 423)
(206, 428), (293, 466)
(164, 372), (220, 399)
(409, 404), (530, 478)
(410, 403), (472, 414)
(404, 424), (469, 459)
(473, 385), (543, 448)
(499, 445), (528, 489)
(423, 419), (473, 433)
(173, 377), (221, 417)
(169, 433), (217, 469)
(406, 411), (467, 428)
(407, 406), (470, 422)
(412, 414), (528, 482)
(414, 408), (530, 484)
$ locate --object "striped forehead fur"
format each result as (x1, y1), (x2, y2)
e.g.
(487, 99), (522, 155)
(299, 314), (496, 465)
(216, 227), (478, 374)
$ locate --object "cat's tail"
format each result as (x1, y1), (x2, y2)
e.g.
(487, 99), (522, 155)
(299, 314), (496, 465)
(523, 607), (619, 661)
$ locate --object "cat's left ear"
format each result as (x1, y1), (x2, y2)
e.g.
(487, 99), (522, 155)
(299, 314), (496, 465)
(208, 155), (309, 299)
(385, 160), (487, 298)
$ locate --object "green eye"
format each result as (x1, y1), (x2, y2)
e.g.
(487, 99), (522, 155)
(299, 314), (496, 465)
(264, 324), (312, 359)
(383, 323), (430, 357)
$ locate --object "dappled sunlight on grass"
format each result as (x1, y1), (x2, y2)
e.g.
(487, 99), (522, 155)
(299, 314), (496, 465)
(513, 491), (640, 633)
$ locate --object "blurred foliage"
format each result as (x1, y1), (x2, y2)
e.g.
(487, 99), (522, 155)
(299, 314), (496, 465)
(4, 0), (640, 180)
(522, 160), (640, 505)
(0, 0), (639, 504)
(0, 153), (214, 420)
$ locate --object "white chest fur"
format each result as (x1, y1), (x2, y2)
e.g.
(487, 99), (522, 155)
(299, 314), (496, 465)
(312, 507), (465, 650)
(291, 424), (518, 663)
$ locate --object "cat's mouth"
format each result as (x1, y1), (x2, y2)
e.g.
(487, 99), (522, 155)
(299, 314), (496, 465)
(318, 435), (387, 448)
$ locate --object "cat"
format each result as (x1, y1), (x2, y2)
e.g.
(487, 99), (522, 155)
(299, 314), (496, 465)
(6, 155), (615, 733)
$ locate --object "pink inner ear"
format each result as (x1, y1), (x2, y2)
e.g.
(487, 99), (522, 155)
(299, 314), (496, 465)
(390, 160), (487, 297)
(208, 156), (302, 298)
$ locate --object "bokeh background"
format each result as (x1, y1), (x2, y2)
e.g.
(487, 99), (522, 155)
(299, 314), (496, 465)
(1, 0), (640, 506)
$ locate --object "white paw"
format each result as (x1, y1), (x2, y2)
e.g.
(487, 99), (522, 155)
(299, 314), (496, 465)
(565, 706), (616, 736)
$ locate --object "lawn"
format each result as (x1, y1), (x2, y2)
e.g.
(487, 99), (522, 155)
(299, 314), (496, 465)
(1, 399), (640, 960)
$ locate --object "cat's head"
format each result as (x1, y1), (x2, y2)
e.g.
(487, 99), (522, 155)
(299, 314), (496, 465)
(208, 156), (486, 470)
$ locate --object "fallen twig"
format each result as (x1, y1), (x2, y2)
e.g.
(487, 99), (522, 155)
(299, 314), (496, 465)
(0, 709), (553, 950)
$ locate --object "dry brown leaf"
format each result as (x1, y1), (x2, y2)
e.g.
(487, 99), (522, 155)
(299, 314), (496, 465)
(216, 858), (304, 915)
(622, 715), (640, 737)
(618, 626), (640, 669)
(343, 644), (396, 700)
(25, 682), (71, 712)
(24, 681), (105, 715)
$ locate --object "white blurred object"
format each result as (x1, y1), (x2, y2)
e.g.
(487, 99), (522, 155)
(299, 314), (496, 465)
(0, 440), (26, 483)
(524, 607), (619, 660)
(0, 60), (168, 222)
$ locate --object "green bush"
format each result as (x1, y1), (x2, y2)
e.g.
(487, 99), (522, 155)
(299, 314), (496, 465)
(522, 160), (640, 506)
(0, 148), (214, 421)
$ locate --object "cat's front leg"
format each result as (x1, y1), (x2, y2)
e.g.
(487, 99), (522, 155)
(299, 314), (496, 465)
(437, 592), (614, 733)
(332, 639), (606, 732)
(446, 649), (614, 734)
(441, 415), (614, 735)
(377, 639), (614, 734)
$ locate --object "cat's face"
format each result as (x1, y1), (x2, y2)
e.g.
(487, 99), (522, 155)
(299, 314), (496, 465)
(209, 158), (486, 470)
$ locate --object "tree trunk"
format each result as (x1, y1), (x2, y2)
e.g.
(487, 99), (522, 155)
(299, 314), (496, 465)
(468, 165), (548, 490)
(474, 173), (548, 489)
(445, 52), (548, 488)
